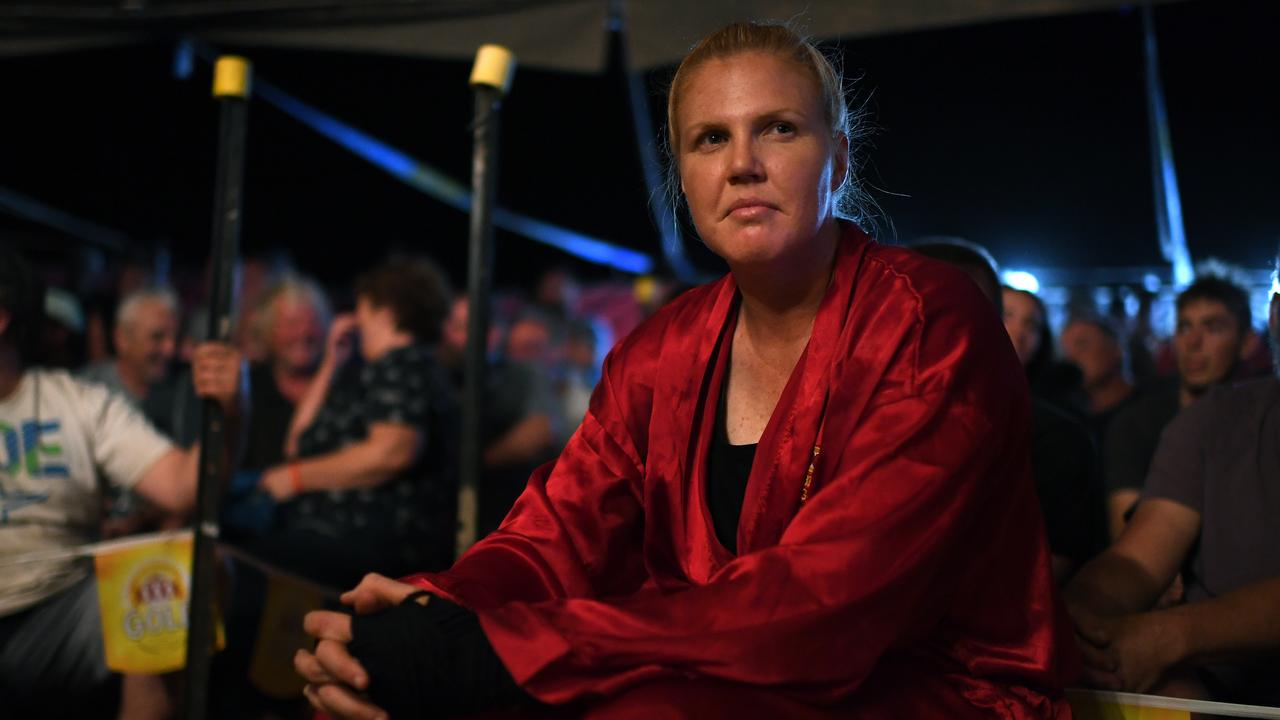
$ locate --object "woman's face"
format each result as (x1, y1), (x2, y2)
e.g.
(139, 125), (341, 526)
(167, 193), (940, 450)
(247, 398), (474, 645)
(676, 52), (846, 270)
(1002, 288), (1043, 366)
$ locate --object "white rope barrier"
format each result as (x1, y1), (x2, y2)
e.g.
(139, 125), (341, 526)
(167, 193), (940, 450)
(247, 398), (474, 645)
(1068, 689), (1280, 718)
(0, 527), (340, 599)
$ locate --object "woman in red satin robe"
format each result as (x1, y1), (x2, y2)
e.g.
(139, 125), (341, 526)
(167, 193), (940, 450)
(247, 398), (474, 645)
(298, 21), (1077, 719)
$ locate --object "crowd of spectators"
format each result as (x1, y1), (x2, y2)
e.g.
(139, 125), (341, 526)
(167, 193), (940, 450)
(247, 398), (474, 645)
(3, 236), (1278, 716)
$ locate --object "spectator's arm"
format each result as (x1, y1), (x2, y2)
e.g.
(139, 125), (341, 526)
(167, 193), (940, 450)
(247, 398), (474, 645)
(284, 358), (339, 459)
(133, 447), (201, 514)
(1087, 576), (1280, 693)
(263, 422), (423, 500)
(1170, 575), (1280, 665)
(1072, 390), (1208, 620)
(482, 413), (554, 470)
(1103, 405), (1148, 540)
(286, 313), (356, 458)
(1065, 497), (1200, 618)
(1107, 489), (1142, 541)
(131, 342), (245, 514)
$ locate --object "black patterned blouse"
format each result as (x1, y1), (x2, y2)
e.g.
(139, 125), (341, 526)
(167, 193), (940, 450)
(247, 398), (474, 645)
(283, 343), (460, 571)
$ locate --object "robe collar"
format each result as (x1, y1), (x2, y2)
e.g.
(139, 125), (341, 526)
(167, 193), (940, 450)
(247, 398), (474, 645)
(663, 223), (872, 570)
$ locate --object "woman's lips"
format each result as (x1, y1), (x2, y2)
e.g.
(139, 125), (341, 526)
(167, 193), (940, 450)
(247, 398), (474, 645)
(726, 203), (777, 220)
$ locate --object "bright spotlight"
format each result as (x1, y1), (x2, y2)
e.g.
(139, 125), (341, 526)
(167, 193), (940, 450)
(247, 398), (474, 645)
(1002, 270), (1040, 294)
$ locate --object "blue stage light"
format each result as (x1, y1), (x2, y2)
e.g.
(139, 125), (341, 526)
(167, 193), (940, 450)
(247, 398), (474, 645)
(251, 73), (656, 275)
(172, 39), (194, 80)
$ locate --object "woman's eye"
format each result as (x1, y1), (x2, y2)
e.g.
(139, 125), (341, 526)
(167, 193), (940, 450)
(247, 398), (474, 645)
(771, 122), (795, 135)
(699, 132), (726, 147)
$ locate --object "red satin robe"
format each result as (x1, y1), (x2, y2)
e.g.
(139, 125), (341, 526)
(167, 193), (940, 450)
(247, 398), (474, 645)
(407, 225), (1078, 717)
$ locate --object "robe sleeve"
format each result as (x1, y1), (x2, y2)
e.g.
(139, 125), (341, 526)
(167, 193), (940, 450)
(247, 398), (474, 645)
(405, 348), (650, 610)
(409, 352), (1049, 705)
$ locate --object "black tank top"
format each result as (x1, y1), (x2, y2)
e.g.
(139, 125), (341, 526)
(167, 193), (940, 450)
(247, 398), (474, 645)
(706, 379), (758, 554)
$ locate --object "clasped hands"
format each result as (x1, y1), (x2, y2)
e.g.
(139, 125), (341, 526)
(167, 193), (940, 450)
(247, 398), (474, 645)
(296, 573), (427, 720)
(1067, 601), (1189, 694)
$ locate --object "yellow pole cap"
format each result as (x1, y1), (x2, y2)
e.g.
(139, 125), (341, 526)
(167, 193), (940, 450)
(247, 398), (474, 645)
(469, 44), (516, 93)
(213, 56), (252, 99)
(634, 275), (657, 304)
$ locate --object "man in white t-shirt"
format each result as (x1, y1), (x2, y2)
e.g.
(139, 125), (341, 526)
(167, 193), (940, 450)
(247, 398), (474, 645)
(0, 247), (243, 717)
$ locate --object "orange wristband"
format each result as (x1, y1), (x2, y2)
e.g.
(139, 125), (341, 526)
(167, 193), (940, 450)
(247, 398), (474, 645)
(287, 462), (303, 495)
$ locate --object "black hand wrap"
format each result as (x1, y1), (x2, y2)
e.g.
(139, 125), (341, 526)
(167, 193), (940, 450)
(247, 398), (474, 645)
(347, 594), (530, 718)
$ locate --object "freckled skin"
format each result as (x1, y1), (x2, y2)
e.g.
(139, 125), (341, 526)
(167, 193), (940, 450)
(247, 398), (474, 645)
(676, 52), (846, 276)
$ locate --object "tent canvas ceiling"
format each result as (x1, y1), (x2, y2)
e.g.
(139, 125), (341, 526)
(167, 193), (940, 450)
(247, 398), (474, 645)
(3, 0), (1184, 71)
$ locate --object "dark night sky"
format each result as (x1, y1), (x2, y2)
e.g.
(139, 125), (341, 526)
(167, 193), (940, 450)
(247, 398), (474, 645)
(3, 0), (1277, 290)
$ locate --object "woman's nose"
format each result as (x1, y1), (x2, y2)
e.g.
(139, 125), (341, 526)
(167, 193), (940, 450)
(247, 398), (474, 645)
(727, 138), (764, 184)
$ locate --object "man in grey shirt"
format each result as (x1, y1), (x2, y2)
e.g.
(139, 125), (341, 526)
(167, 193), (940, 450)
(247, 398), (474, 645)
(1064, 250), (1280, 705)
(80, 286), (185, 537)
(79, 286), (180, 404)
(1103, 277), (1255, 540)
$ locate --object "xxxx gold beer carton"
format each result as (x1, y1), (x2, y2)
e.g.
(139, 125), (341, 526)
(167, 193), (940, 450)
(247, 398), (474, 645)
(93, 532), (223, 673)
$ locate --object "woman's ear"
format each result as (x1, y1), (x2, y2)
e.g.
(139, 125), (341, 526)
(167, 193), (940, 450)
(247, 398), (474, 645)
(831, 132), (850, 193)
